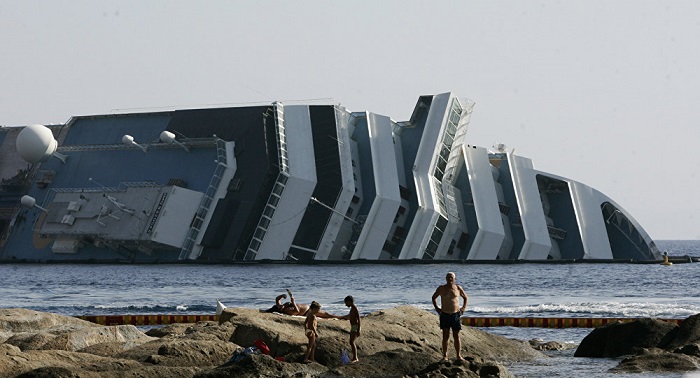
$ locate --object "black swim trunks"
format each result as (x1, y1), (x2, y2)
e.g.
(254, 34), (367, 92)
(439, 311), (462, 330)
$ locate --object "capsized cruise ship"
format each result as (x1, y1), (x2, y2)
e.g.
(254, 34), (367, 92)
(0, 93), (661, 262)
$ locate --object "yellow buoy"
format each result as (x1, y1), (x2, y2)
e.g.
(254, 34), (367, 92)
(661, 253), (673, 266)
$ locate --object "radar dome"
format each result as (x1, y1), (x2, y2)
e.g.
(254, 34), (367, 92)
(20, 195), (37, 208)
(16, 124), (58, 164)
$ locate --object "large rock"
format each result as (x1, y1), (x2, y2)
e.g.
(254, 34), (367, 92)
(219, 306), (541, 365)
(574, 318), (677, 357)
(0, 309), (97, 334)
(40, 325), (156, 352)
(117, 339), (239, 367)
(674, 343), (700, 358)
(574, 314), (700, 374)
(609, 347), (700, 373)
(78, 341), (148, 357)
(1, 309), (156, 355)
(210, 306), (538, 377)
(659, 313), (700, 350)
(196, 349), (514, 378)
(333, 350), (513, 378)
(5, 331), (57, 350)
(147, 321), (237, 342)
(1, 306), (543, 377)
(14, 366), (200, 378)
(195, 354), (329, 378)
(0, 343), (143, 377)
(529, 339), (577, 351)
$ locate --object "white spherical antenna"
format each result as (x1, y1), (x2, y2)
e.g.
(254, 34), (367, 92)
(16, 124), (67, 164)
(159, 130), (189, 152)
(122, 134), (135, 144)
(122, 134), (147, 153)
(21, 195), (49, 213)
(20, 195), (36, 208)
(159, 130), (176, 143)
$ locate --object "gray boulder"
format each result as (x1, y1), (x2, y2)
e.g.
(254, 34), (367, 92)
(195, 350), (514, 378)
(0, 308), (97, 334)
(529, 339), (577, 351)
(610, 347), (700, 373)
(659, 313), (700, 350)
(5, 331), (57, 350)
(131, 339), (238, 367)
(0, 343), (145, 377)
(1, 309), (156, 354)
(674, 343), (700, 358)
(219, 306), (542, 365)
(574, 318), (677, 357)
(146, 321), (236, 342)
(40, 325), (156, 352)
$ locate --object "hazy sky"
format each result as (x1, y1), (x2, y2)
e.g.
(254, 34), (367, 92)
(2, 1), (699, 240)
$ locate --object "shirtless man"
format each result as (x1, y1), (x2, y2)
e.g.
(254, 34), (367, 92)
(431, 271), (468, 361)
(263, 290), (338, 319)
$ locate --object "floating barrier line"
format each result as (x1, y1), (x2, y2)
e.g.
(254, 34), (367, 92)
(462, 317), (683, 328)
(77, 314), (218, 326)
(77, 314), (684, 328)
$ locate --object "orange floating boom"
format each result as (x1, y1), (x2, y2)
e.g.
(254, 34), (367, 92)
(461, 317), (683, 328)
(77, 314), (218, 326)
(77, 314), (683, 328)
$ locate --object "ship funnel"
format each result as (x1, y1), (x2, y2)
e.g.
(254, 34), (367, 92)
(159, 131), (190, 152)
(21, 195), (48, 213)
(16, 124), (68, 164)
(122, 135), (148, 153)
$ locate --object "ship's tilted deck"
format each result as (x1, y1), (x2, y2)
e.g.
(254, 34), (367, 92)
(0, 93), (662, 262)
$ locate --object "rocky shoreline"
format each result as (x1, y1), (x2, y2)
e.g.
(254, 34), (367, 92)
(1, 307), (699, 377)
(575, 314), (700, 374)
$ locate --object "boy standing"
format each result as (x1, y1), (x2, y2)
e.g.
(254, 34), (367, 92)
(303, 301), (321, 363)
(340, 295), (361, 363)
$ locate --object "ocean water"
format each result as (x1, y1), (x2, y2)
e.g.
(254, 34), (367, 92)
(1, 239), (699, 377)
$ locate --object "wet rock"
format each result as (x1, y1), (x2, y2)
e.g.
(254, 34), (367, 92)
(528, 339), (577, 351)
(610, 347), (700, 373)
(574, 318), (677, 358)
(574, 314), (700, 375)
(659, 313), (700, 350)
(674, 343), (700, 358)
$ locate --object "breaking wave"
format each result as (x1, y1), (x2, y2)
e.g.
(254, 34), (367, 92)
(470, 301), (700, 318)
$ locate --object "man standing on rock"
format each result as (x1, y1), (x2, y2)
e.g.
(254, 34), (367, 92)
(432, 271), (468, 361)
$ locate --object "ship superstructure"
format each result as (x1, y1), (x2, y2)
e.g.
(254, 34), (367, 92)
(0, 93), (661, 262)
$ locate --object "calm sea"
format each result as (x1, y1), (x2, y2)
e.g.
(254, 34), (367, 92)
(1, 239), (699, 377)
